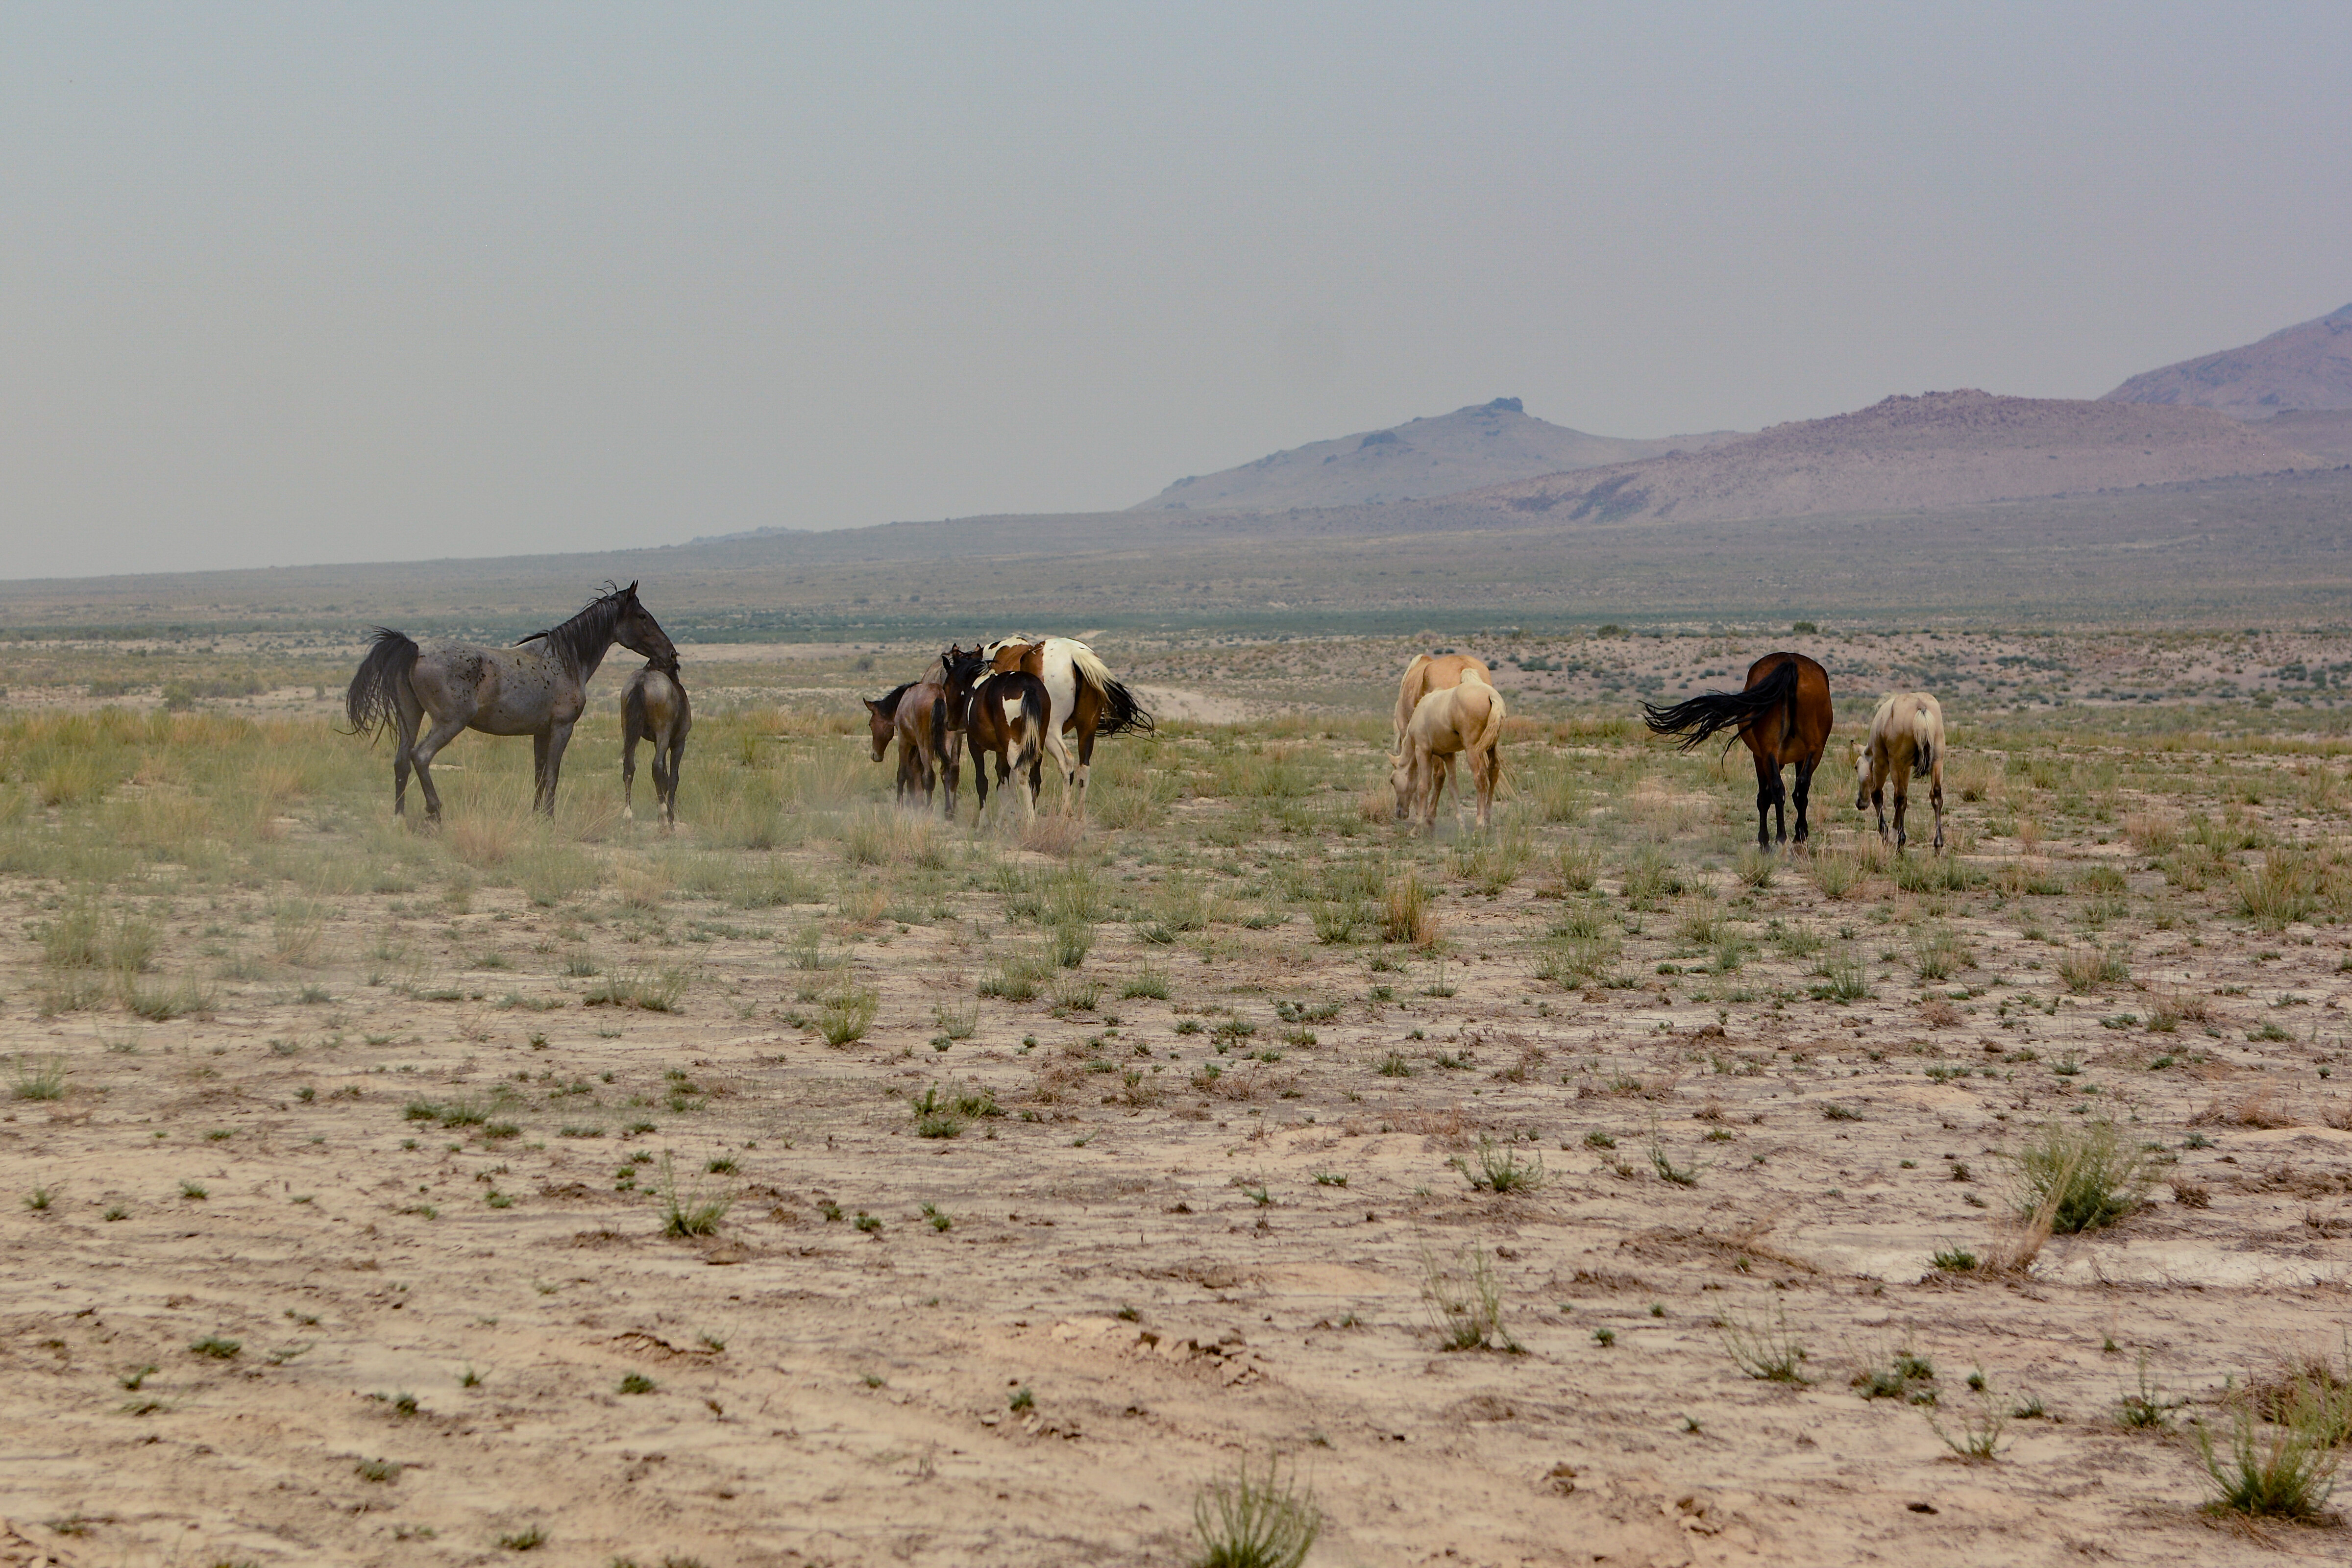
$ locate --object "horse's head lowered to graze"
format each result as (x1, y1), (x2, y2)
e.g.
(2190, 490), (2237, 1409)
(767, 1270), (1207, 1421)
(864, 683), (914, 762)
(1388, 753), (1415, 821)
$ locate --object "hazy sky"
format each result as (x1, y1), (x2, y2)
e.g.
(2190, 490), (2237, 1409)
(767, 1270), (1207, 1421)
(5, 3), (2348, 579)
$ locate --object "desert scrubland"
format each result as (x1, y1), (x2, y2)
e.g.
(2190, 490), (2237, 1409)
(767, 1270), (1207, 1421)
(1, 623), (2350, 1567)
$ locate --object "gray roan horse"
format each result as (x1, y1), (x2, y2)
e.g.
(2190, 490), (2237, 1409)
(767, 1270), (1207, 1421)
(345, 582), (677, 820)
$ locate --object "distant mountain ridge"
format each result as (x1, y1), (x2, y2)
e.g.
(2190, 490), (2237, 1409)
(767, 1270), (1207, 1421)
(2103, 303), (2352, 419)
(1128, 397), (1744, 512)
(1458, 389), (2326, 526)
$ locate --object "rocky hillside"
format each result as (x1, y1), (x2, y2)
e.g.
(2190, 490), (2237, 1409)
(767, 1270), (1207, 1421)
(1129, 397), (1742, 512)
(2103, 303), (2352, 418)
(1461, 390), (2327, 525)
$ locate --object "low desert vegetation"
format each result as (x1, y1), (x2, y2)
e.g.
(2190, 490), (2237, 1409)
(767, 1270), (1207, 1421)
(4, 627), (2352, 1559)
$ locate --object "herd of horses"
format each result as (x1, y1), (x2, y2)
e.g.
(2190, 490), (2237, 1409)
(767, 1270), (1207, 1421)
(343, 581), (1949, 855)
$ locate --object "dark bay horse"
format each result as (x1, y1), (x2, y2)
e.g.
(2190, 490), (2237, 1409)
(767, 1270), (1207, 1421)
(1642, 651), (1833, 851)
(621, 662), (692, 829)
(345, 581), (676, 820)
(943, 646), (1049, 821)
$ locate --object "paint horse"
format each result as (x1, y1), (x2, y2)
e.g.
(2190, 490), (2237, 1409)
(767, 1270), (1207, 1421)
(978, 637), (1153, 818)
(1642, 651), (1833, 851)
(621, 662), (692, 828)
(1854, 690), (1946, 853)
(942, 646), (1049, 821)
(1391, 675), (1506, 833)
(345, 581), (676, 821)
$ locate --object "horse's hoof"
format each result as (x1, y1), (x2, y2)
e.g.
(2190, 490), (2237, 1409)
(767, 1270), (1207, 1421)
(623, 807), (635, 821)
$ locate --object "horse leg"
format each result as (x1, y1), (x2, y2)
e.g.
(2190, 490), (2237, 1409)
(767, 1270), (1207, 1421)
(1871, 779), (1888, 843)
(392, 697), (422, 818)
(1929, 761), (1946, 856)
(409, 713), (470, 823)
(971, 735), (993, 819)
(1042, 726), (1077, 815)
(1751, 753), (1776, 852)
(532, 731), (552, 815)
(1473, 750), (1494, 832)
(1792, 756), (1817, 847)
(1072, 722), (1099, 822)
(539, 719), (579, 818)
(1890, 760), (1910, 852)
(621, 729), (639, 821)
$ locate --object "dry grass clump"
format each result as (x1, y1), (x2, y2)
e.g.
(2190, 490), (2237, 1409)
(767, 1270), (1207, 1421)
(2198, 1386), (2343, 1521)
(2193, 1085), (2301, 1130)
(1189, 1452), (1322, 1568)
(1719, 1305), (1809, 1383)
(2010, 1119), (2153, 1235)
(2237, 848), (2325, 931)
(1381, 871), (1435, 947)
(1421, 1244), (1519, 1353)
(2056, 943), (2130, 993)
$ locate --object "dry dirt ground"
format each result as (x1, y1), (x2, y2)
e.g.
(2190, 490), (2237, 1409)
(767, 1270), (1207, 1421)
(3, 636), (2352, 1568)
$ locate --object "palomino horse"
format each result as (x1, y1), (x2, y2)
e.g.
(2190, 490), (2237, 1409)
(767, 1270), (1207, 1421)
(621, 662), (692, 829)
(1394, 651), (1494, 827)
(1642, 651), (1834, 851)
(1854, 691), (1946, 853)
(942, 646), (1049, 821)
(1393, 652), (1493, 749)
(1391, 676), (1506, 833)
(979, 636), (1153, 818)
(345, 581), (676, 821)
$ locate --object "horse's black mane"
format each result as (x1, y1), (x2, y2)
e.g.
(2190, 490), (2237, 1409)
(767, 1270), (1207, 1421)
(516, 582), (632, 675)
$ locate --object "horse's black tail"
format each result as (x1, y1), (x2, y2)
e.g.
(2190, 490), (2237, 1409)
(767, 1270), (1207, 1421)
(1095, 676), (1155, 737)
(931, 681), (950, 760)
(344, 629), (419, 741)
(1642, 660), (1799, 754)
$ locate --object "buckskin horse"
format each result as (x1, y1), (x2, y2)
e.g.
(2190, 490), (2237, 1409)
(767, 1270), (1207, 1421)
(345, 581), (677, 821)
(1642, 651), (1834, 852)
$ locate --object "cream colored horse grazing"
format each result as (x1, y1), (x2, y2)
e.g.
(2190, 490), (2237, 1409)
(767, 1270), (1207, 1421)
(1854, 691), (1946, 853)
(1390, 677), (1506, 833)
(1393, 652), (1493, 749)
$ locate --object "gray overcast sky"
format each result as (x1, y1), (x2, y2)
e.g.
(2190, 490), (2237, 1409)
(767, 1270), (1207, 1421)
(4, 2), (2348, 579)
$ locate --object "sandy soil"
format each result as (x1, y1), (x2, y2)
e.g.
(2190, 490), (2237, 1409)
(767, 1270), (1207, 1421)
(3, 640), (2352, 1566)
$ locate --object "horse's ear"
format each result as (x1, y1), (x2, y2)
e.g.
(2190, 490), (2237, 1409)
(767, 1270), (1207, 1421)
(625, 580), (640, 596)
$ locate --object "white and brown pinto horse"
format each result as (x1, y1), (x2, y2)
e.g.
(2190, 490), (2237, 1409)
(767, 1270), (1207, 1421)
(1854, 690), (1946, 853)
(1391, 676), (1506, 833)
(1393, 652), (1493, 750)
(979, 636), (1152, 818)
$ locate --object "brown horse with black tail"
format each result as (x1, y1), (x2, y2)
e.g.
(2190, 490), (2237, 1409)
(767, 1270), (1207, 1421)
(1643, 652), (1834, 851)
